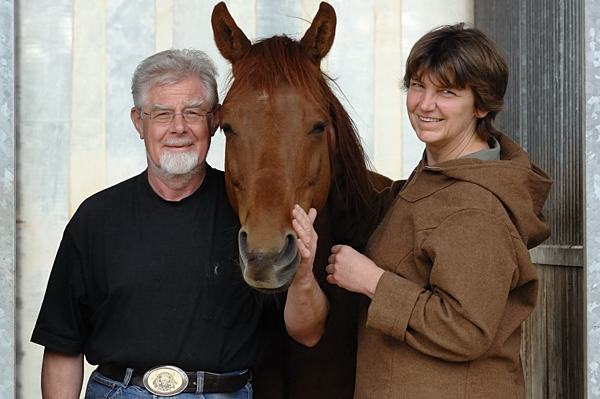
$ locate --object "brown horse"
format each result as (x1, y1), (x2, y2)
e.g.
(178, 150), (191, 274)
(212, 2), (391, 398)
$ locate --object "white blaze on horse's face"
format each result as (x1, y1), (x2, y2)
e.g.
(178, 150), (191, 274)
(220, 87), (331, 291)
(256, 91), (269, 102)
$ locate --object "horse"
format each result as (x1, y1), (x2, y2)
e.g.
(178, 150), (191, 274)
(212, 2), (392, 398)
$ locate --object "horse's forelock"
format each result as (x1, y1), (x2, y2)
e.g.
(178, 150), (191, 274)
(230, 37), (326, 106)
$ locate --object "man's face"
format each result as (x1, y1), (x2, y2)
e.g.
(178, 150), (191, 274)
(131, 77), (219, 177)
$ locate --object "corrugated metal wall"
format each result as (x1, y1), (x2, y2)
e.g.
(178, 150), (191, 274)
(476, 0), (584, 253)
(475, 0), (584, 397)
(585, 1), (600, 396)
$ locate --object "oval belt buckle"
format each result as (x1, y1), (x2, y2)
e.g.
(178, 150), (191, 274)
(143, 365), (189, 397)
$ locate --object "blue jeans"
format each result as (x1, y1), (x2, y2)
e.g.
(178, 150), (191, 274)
(84, 370), (253, 399)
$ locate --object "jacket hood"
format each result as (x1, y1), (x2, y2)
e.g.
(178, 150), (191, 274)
(423, 133), (553, 249)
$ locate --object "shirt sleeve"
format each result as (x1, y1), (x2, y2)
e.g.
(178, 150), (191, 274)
(31, 228), (91, 355)
(366, 209), (520, 362)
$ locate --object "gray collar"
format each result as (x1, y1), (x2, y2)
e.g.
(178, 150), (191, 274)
(458, 137), (501, 161)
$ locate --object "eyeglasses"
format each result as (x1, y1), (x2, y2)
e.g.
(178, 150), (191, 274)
(142, 108), (213, 123)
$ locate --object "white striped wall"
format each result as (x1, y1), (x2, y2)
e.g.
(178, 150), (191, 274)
(0, 0), (15, 397)
(16, 1), (472, 397)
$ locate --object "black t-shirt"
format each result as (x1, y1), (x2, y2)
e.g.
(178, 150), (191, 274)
(31, 166), (273, 372)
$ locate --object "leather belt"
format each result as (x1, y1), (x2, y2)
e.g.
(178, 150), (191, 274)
(97, 364), (250, 395)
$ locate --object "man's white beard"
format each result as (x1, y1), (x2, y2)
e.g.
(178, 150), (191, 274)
(148, 149), (203, 183)
(160, 150), (199, 175)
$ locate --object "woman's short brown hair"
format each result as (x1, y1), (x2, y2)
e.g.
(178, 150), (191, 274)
(403, 23), (509, 141)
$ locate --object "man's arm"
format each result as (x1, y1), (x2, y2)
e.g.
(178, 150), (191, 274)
(284, 206), (329, 347)
(41, 348), (84, 399)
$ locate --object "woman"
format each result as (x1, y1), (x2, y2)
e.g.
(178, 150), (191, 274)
(326, 24), (552, 398)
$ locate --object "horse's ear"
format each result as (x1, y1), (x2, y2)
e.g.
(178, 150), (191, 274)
(211, 2), (251, 63)
(300, 2), (337, 64)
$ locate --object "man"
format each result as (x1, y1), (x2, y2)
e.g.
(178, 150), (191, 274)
(31, 49), (327, 399)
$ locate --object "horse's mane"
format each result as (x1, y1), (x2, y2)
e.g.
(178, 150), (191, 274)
(225, 35), (373, 219)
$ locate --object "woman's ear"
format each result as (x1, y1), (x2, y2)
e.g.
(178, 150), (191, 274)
(475, 108), (489, 119)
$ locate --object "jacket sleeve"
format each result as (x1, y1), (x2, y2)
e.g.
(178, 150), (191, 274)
(366, 209), (522, 362)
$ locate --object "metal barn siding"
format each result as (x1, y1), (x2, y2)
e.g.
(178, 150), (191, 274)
(476, 0), (584, 398)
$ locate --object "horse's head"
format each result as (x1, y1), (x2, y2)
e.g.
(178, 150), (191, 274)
(212, 2), (369, 293)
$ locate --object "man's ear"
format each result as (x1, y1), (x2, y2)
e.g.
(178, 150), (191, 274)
(131, 107), (144, 139)
(210, 104), (221, 137)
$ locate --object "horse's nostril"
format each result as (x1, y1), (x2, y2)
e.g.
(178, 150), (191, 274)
(279, 233), (299, 266)
(285, 233), (297, 252)
(239, 230), (248, 248)
(238, 230), (249, 268)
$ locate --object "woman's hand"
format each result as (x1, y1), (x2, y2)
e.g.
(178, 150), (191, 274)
(326, 244), (385, 299)
(286, 204), (328, 347)
(291, 204), (318, 285)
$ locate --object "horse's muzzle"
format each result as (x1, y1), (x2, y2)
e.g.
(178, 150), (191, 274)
(238, 229), (300, 293)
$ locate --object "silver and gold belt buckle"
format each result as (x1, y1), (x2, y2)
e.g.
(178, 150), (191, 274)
(143, 365), (190, 397)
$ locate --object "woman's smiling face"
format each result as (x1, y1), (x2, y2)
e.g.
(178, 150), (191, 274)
(407, 72), (487, 156)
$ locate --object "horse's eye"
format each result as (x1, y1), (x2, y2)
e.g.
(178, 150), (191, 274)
(311, 123), (328, 134)
(221, 124), (235, 135)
